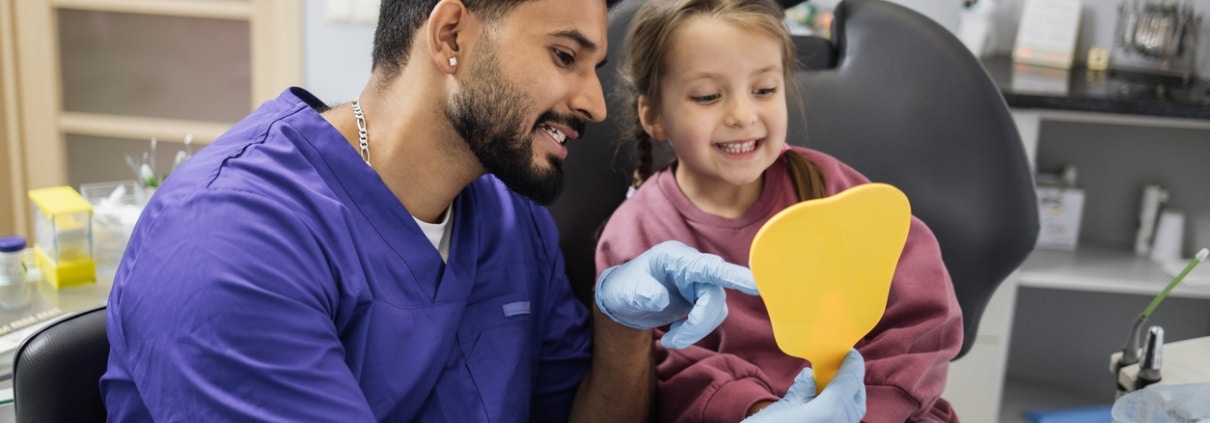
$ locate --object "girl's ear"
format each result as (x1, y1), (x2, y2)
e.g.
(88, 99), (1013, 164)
(637, 95), (668, 142)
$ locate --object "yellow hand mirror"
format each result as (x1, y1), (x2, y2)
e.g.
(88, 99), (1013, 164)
(749, 183), (910, 390)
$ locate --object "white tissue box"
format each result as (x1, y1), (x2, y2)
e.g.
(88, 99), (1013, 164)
(1036, 186), (1084, 251)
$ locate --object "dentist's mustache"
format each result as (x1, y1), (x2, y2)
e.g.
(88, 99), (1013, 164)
(535, 111), (586, 137)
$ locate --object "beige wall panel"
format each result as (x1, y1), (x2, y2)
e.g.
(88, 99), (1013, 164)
(13, 0), (67, 192)
(1, 0), (27, 236)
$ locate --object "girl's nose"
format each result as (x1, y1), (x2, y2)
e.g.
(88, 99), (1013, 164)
(725, 97), (756, 128)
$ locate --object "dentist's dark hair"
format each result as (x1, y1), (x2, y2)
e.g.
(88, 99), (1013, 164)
(374, 0), (623, 80)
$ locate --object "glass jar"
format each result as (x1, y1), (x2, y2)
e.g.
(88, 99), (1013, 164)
(0, 236), (32, 309)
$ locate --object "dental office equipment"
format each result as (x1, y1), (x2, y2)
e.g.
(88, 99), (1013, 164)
(27, 186), (96, 289)
(143, 138), (158, 188)
(1134, 326), (1163, 391)
(80, 180), (147, 276)
(0, 236), (31, 310)
(172, 134), (194, 173)
(126, 138), (159, 189)
(1112, 383), (1210, 423)
(1134, 185), (1168, 257)
(125, 135), (195, 189)
(0, 236), (25, 286)
(1111, 247), (1207, 397)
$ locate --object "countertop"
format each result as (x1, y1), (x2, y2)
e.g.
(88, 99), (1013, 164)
(980, 56), (1210, 120)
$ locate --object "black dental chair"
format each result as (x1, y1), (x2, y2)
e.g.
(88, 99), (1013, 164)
(546, 0), (1039, 360)
(12, 306), (109, 422)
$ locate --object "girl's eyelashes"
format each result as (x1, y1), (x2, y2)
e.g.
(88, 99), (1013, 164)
(553, 49), (575, 67)
(690, 88), (775, 103)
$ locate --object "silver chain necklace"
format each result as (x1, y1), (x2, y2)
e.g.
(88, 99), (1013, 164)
(351, 97), (371, 167)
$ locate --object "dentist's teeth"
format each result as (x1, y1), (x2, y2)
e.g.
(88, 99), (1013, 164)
(543, 125), (567, 145)
(718, 140), (756, 154)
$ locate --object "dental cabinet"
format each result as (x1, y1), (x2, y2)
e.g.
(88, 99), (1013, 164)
(943, 56), (1210, 423)
(1, 1), (302, 238)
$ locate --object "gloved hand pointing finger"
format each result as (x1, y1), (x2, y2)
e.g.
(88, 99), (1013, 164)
(595, 240), (758, 349)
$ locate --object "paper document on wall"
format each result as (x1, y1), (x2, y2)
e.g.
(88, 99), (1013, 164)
(1013, 0), (1082, 69)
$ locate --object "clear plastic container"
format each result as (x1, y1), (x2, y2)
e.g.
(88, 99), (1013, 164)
(28, 186), (96, 288)
(0, 236), (32, 309)
(1112, 383), (1210, 422)
(80, 180), (147, 276)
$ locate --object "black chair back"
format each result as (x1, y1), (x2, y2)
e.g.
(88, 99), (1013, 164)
(13, 306), (109, 422)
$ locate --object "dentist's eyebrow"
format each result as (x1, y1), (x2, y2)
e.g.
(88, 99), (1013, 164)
(550, 29), (608, 68)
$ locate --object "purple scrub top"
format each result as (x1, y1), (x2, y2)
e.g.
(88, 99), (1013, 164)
(101, 88), (592, 422)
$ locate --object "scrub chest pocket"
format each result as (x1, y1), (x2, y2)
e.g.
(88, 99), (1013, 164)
(456, 297), (534, 420)
(435, 265), (539, 421)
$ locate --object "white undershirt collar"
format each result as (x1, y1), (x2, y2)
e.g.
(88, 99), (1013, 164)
(413, 205), (453, 262)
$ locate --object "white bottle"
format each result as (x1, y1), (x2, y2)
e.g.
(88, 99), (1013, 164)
(0, 236), (32, 310)
(1134, 185), (1168, 257)
(957, 0), (1000, 58)
(1149, 211), (1184, 263)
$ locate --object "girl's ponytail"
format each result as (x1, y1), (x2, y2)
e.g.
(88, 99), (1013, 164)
(633, 127), (655, 189)
(784, 149), (826, 202)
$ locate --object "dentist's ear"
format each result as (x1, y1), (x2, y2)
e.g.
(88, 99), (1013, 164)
(638, 95), (668, 142)
(427, 0), (467, 74)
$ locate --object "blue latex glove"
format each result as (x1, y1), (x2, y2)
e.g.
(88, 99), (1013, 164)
(743, 349), (867, 422)
(595, 240), (759, 349)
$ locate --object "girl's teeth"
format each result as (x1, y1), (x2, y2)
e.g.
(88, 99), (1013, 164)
(718, 141), (756, 154)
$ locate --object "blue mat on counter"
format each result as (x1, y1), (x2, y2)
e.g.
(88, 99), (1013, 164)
(1024, 404), (1113, 423)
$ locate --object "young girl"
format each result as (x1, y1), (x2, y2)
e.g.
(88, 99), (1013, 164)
(595, 0), (964, 421)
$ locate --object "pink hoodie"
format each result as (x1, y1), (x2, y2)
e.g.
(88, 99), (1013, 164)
(596, 146), (963, 422)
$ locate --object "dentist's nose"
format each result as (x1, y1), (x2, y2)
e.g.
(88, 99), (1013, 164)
(572, 72), (607, 123)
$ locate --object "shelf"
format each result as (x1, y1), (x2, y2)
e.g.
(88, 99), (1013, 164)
(1017, 246), (1210, 299)
(52, 0), (254, 20)
(980, 56), (1210, 122)
(59, 112), (229, 144)
(1023, 109), (1210, 131)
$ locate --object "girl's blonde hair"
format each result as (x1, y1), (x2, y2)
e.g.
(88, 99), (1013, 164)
(619, 0), (824, 200)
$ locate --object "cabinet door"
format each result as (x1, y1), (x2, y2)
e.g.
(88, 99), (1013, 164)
(7, 0), (300, 233)
(0, 0), (23, 235)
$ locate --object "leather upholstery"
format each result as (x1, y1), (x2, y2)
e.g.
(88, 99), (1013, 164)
(12, 306), (109, 422)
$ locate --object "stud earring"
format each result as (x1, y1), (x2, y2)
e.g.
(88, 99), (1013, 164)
(449, 56), (458, 67)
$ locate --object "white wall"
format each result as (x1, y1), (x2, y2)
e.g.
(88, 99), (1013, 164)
(303, 0), (375, 104)
(299, 0), (1210, 94)
(298, 0), (961, 104)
